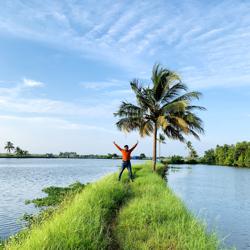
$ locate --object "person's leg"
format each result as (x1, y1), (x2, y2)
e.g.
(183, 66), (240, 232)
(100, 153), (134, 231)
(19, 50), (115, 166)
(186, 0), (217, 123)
(127, 161), (133, 181)
(118, 162), (126, 181)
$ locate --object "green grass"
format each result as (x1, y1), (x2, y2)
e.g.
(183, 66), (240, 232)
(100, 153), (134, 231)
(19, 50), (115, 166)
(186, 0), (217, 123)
(25, 181), (86, 207)
(5, 163), (219, 250)
(5, 175), (129, 250)
(116, 164), (218, 250)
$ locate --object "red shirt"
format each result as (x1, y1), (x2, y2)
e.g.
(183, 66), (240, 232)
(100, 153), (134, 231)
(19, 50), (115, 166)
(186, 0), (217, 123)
(114, 143), (138, 161)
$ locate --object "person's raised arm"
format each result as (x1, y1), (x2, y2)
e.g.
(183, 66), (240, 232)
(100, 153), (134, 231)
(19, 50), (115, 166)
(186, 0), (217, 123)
(130, 140), (139, 152)
(113, 141), (122, 151)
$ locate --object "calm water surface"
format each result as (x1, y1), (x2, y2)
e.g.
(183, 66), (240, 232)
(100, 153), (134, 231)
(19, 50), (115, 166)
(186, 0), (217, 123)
(0, 158), (141, 239)
(167, 164), (250, 250)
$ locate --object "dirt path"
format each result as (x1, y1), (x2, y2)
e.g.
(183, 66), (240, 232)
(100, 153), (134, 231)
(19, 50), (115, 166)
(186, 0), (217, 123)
(108, 180), (133, 250)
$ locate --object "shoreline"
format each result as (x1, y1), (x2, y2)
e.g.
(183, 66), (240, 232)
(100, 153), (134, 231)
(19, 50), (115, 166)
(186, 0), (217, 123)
(0, 156), (148, 160)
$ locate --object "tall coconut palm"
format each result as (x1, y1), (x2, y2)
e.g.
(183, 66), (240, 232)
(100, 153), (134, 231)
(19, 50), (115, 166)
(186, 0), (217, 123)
(4, 141), (15, 154)
(114, 63), (205, 171)
(158, 133), (166, 159)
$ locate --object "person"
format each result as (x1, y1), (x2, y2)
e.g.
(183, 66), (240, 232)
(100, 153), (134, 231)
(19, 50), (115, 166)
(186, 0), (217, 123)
(113, 141), (138, 181)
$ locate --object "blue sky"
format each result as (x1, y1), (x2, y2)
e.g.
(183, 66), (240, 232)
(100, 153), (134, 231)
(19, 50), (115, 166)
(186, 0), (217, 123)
(0, 0), (250, 156)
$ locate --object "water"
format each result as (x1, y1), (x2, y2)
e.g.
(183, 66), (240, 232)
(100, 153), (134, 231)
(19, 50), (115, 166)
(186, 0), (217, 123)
(0, 158), (141, 240)
(167, 164), (250, 250)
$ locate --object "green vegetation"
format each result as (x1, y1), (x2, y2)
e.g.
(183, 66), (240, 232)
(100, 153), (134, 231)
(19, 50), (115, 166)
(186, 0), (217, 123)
(5, 175), (129, 250)
(202, 141), (250, 167)
(115, 164), (218, 250)
(163, 141), (250, 168)
(5, 163), (218, 250)
(162, 141), (201, 164)
(1, 141), (30, 158)
(15, 147), (29, 157)
(4, 141), (15, 153)
(165, 155), (186, 164)
(186, 141), (198, 161)
(22, 182), (86, 230)
(114, 63), (205, 171)
(0, 142), (148, 159)
(25, 182), (86, 208)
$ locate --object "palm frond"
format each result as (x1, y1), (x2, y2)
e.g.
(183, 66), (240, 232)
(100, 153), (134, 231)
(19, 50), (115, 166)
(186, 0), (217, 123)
(182, 112), (205, 134)
(173, 117), (189, 134)
(186, 105), (207, 111)
(171, 91), (202, 103)
(114, 102), (143, 118)
(116, 117), (142, 132)
(161, 100), (187, 114)
(157, 115), (169, 130)
(139, 120), (154, 137)
(188, 129), (201, 140)
(152, 64), (181, 102)
(163, 125), (185, 142)
(130, 79), (142, 95)
(162, 82), (188, 103)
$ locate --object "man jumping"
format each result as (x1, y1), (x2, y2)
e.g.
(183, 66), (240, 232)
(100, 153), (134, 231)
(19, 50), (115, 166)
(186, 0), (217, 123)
(113, 141), (138, 181)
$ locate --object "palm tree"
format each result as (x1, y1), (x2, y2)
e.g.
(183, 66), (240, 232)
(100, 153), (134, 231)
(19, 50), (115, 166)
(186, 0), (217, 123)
(15, 147), (24, 157)
(186, 141), (198, 160)
(22, 150), (29, 156)
(4, 141), (15, 154)
(158, 133), (166, 159)
(114, 63), (205, 171)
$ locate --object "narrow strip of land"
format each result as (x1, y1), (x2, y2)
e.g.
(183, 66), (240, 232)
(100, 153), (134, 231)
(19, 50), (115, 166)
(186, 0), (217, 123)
(114, 165), (218, 250)
(5, 164), (218, 250)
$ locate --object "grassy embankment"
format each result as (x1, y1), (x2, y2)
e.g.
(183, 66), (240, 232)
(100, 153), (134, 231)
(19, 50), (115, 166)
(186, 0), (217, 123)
(5, 163), (218, 250)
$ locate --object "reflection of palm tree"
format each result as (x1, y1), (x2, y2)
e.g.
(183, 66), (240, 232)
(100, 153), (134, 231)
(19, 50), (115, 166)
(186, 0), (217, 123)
(114, 63), (205, 171)
(158, 133), (166, 159)
(4, 141), (15, 153)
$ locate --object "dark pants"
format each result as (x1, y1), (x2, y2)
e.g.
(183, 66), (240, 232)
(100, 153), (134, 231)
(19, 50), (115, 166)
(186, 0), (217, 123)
(118, 160), (133, 181)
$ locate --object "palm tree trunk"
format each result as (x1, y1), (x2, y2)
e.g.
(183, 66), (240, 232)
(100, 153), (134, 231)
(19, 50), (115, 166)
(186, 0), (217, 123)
(152, 123), (157, 171)
(159, 141), (161, 159)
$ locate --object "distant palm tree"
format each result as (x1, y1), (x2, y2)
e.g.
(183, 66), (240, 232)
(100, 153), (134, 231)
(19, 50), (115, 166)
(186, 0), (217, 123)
(22, 150), (29, 156)
(15, 147), (23, 157)
(158, 133), (166, 159)
(186, 141), (198, 160)
(114, 63), (205, 171)
(4, 141), (15, 154)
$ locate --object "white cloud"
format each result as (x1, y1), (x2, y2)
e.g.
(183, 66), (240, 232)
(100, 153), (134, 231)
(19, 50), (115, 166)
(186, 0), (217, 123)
(23, 78), (44, 87)
(79, 80), (121, 90)
(1, 0), (250, 88)
(0, 114), (116, 133)
(0, 80), (119, 118)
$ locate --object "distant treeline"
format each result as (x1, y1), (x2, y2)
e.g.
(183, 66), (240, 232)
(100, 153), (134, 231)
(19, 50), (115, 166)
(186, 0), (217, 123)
(0, 150), (147, 160)
(1, 141), (147, 159)
(164, 141), (250, 168)
(202, 141), (250, 167)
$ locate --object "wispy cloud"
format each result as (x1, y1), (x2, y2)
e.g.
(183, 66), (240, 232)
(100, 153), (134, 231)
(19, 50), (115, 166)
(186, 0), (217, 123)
(1, 0), (250, 88)
(0, 79), (119, 120)
(23, 78), (44, 87)
(0, 114), (116, 133)
(79, 79), (122, 90)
